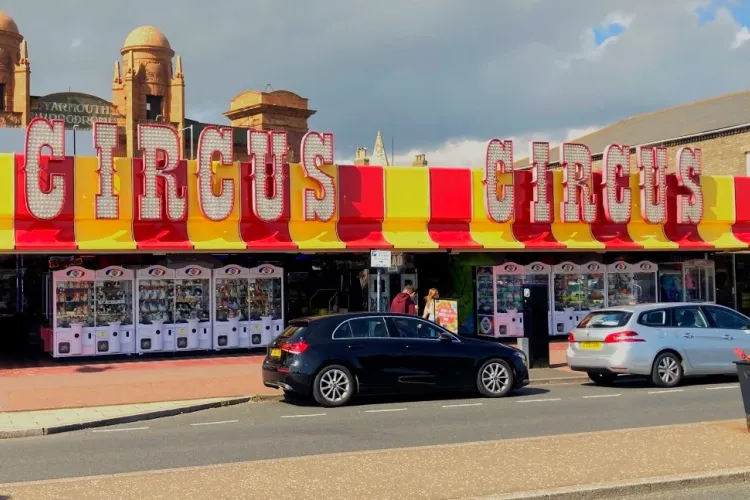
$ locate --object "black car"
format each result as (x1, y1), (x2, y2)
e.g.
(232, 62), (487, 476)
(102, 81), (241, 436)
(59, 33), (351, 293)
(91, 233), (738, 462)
(262, 312), (530, 407)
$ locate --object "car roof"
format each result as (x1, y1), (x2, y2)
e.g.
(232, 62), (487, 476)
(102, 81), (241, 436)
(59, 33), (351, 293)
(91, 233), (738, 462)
(290, 312), (424, 324)
(591, 302), (722, 314)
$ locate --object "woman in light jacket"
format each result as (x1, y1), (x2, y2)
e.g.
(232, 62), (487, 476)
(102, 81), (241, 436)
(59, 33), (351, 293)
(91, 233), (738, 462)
(423, 288), (439, 322)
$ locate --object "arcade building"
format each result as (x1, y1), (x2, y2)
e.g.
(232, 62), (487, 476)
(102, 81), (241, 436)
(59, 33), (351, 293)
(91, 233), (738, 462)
(0, 11), (749, 363)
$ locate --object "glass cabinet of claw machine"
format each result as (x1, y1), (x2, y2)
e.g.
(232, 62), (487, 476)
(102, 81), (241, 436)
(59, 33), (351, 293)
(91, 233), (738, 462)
(607, 261), (658, 306)
(553, 262), (584, 336)
(476, 267), (494, 336)
(52, 267), (96, 358)
(683, 259), (716, 303)
(136, 266), (175, 354)
(249, 264), (285, 347)
(580, 261), (606, 316)
(94, 266), (135, 355)
(213, 264), (250, 349)
(175, 265), (212, 351)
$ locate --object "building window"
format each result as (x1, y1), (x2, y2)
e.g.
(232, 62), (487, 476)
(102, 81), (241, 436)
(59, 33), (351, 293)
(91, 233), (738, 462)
(146, 95), (163, 120)
(0, 84), (5, 111)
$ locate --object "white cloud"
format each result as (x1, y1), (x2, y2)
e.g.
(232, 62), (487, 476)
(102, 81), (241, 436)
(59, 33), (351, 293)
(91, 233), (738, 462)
(70, 39), (82, 49)
(557, 11), (635, 68)
(389, 126), (601, 167)
(731, 26), (750, 49)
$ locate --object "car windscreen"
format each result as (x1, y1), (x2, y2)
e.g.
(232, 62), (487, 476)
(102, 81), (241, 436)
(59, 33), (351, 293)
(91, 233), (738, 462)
(577, 311), (631, 328)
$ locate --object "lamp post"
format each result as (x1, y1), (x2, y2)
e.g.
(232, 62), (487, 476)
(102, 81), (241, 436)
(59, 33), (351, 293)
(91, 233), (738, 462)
(180, 124), (194, 160)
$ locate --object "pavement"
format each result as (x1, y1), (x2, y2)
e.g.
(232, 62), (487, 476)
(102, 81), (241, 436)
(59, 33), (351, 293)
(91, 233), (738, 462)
(0, 377), (745, 483)
(0, 418), (749, 499)
(0, 396), (252, 439)
(0, 342), (573, 413)
(619, 483), (750, 500)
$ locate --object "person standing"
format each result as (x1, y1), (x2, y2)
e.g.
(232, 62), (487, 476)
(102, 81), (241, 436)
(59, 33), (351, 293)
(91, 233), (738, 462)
(390, 285), (418, 315)
(422, 288), (439, 322)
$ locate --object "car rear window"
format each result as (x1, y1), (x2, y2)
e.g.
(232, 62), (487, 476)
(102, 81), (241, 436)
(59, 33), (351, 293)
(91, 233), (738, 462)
(278, 323), (309, 340)
(577, 311), (631, 328)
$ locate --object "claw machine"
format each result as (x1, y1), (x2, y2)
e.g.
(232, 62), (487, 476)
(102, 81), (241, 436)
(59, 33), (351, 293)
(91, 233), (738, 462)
(607, 261), (658, 306)
(249, 264), (285, 347)
(136, 266), (175, 353)
(493, 262), (524, 337)
(94, 266), (136, 355)
(175, 265), (212, 351)
(476, 266), (494, 336)
(213, 264), (250, 349)
(52, 266), (96, 358)
(552, 262), (583, 336)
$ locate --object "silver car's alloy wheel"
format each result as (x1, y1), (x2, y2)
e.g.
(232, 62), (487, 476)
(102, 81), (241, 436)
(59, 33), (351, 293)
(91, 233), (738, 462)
(481, 362), (510, 395)
(319, 368), (351, 403)
(657, 356), (680, 385)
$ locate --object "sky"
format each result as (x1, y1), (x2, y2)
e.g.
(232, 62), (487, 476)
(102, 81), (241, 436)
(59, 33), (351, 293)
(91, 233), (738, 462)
(0, 0), (750, 165)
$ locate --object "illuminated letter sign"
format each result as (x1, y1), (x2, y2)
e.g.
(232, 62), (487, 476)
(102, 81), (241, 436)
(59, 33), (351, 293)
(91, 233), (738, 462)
(24, 117), (66, 220)
(248, 130), (288, 222)
(484, 139), (514, 223)
(300, 131), (336, 222)
(137, 124), (187, 221)
(196, 126), (235, 221)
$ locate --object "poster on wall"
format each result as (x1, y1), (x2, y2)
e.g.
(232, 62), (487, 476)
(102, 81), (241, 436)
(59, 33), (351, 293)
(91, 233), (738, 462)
(435, 298), (459, 333)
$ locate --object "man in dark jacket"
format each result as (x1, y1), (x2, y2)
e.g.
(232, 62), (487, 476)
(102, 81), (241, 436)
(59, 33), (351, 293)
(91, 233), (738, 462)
(390, 285), (417, 315)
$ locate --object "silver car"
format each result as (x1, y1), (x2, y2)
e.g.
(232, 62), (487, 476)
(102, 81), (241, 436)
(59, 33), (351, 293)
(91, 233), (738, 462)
(567, 303), (750, 387)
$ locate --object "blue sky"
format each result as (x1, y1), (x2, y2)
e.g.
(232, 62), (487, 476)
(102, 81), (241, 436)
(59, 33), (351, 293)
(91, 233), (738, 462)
(696, 0), (750, 25)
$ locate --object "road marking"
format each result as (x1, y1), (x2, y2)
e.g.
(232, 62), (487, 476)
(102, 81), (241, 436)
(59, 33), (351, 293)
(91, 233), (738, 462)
(280, 413), (327, 419)
(582, 394), (621, 399)
(92, 426), (149, 433)
(516, 398), (562, 403)
(364, 408), (408, 413)
(442, 403), (484, 408)
(190, 420), (239, 427)
(705, 385), (738, 391)
(648, 389), (684, 394)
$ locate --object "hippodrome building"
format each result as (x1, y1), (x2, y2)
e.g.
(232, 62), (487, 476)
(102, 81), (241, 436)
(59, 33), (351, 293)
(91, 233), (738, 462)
(1, 11), (750, 361)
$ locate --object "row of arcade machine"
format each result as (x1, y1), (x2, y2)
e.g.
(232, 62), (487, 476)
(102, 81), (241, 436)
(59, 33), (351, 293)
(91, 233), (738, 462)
(476, 259), (716, 338)
(43, 264), (284, 358)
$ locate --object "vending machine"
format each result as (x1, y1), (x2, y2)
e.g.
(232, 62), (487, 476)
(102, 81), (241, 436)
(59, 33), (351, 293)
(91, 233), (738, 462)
(552, 262), (582, 336)
(52, 267), (96, 358)
(175, 265), (212, 351)
(136, 266), (175, 354)
(248, 264), (285, 347)
(94, 266), (136, 355)
(213, 264), (250, 349)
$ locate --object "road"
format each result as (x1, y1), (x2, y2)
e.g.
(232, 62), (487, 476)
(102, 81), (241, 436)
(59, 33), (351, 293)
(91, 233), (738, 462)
(623, 483), (750, 499)
(0, 377), (744, 484)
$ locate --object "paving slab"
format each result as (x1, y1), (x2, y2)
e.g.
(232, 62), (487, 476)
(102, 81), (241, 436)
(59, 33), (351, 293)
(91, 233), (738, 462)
(0, 420), (748, 499)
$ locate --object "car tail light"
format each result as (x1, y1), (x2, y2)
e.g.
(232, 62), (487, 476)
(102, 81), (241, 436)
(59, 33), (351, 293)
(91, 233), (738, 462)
(281, 340), (310, 354)
(568, 332), (575, 343)
(604, 331), (645, 343)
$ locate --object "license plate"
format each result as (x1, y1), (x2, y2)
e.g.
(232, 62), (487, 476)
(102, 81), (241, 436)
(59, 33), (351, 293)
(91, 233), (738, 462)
(270, 348), (281, 359)
(580, 341), (603, 350)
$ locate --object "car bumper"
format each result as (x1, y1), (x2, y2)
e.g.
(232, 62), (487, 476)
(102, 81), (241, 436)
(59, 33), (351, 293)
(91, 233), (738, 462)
(512, 359), (530, 389)
(262, 363), (314, 395)
(566, 344), (653, 376)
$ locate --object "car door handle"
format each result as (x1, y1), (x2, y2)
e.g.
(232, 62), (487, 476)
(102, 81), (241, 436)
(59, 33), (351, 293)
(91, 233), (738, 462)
(723, 334), (734, 340)
(683, 333), (694, 339)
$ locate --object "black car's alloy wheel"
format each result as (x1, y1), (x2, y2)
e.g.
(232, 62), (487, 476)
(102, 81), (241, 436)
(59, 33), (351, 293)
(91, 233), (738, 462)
(477, 358), (514, 398)
(313, 365), (354, 407)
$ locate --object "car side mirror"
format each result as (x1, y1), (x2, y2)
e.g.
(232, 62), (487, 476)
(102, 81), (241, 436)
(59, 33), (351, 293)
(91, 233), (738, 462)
(438, 332), (453, 342)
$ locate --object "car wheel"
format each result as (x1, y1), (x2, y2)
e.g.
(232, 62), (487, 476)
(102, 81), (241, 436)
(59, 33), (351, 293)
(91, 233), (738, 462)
(651, 352), (683, 388)
(313, 365), (355, 407)
(588, 372), (617, 386)
(477, 358), (515, 398)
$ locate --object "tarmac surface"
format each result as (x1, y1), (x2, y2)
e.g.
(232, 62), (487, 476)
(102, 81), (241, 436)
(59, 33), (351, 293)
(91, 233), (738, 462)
(0, 376), (744, 484)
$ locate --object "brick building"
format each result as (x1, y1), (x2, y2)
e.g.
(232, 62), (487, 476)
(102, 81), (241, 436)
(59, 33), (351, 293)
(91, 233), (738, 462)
(0, 13), (315, 160)
(515, 90), (750, 176)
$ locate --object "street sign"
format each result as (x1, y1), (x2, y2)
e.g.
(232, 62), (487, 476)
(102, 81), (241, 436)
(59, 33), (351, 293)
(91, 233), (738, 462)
(370, 250), (392, 268)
